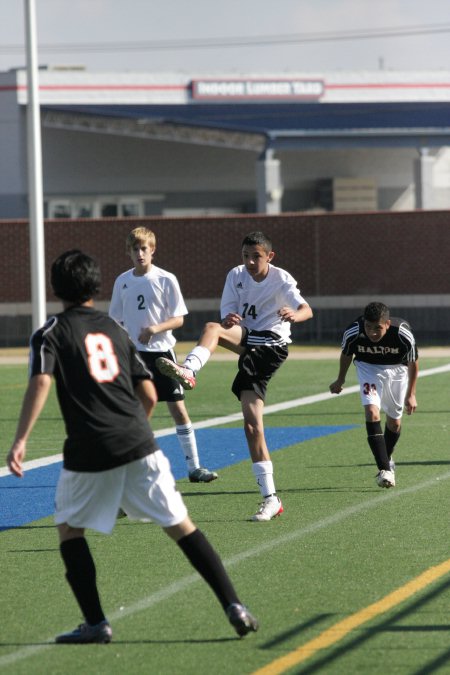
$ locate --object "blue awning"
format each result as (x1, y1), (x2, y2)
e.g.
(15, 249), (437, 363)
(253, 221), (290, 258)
(43, 101), (450, 149)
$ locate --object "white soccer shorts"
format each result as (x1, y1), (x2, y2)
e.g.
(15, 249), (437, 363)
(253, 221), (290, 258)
(54, 450), (188, 534)
(355, 361), (408, 419)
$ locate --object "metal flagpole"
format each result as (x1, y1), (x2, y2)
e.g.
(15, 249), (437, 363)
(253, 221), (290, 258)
(24, 0), (46, 330)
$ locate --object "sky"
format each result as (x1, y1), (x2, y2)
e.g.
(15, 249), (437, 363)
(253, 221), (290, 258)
(0, 0), (450, 74)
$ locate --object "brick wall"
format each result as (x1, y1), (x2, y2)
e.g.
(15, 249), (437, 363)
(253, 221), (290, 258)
(2, 210), (450, 302)
(1, 210), (450, 345)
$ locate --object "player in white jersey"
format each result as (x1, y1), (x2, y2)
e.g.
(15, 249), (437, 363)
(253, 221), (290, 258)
(329, 301), (418, 488)
(157, 231), (313, 521)
(110, 227), (217, 484)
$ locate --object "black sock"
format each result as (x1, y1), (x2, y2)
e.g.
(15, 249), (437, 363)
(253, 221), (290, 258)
(60, 537), (105, 626)
(366, 421), (390, 471)
(384, 427), (401, 459)
(177, 529), (240, 611)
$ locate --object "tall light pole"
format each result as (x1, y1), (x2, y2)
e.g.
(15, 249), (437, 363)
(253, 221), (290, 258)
(24, 0), (46, 330)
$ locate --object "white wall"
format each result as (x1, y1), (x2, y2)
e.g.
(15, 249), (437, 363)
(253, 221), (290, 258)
(0, 74), (28, 202)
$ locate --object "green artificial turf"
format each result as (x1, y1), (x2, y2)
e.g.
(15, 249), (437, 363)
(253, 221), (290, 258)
(1, 356), (449, 674)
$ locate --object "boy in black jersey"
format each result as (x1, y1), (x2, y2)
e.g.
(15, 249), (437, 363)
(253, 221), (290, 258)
(6, 250), (258, 644)
(329, 302), (418, 488)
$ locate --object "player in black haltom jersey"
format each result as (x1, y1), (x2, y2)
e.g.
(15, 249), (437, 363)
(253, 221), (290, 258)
(6, 250), (258, 644)
(329, 302), (418, 489)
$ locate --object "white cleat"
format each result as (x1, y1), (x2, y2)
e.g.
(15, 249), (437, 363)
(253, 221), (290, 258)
(156, 357), (196, 390)
(376, 469), (396, 488)
(251, 495), (284, 522)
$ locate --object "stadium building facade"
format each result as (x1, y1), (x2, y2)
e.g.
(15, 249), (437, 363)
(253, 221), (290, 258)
(1, 67), (450, 219)
(1, 68), (450, 347)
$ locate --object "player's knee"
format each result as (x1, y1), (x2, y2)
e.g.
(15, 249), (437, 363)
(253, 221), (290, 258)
(203, 321), (222, 335)
(243, 420), (263, 438)
(58, 522), (85, 542)
(387, 419), (401, 433)
(364, 406), (380, 423)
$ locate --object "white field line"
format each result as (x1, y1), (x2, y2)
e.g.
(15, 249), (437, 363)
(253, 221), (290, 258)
(1, 363), (450, 668)
(2, 362), (450, 479)
(0, 470), (449, 669)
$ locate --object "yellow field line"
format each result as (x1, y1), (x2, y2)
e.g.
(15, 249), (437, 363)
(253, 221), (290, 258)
(252, 558), (450, 675)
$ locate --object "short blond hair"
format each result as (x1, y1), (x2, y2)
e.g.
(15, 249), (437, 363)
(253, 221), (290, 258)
(125, 226), (156, 253)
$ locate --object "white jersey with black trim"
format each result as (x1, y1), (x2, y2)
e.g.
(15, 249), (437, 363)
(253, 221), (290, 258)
(109, 265), (188, 352)
(220, 263), (307, 344)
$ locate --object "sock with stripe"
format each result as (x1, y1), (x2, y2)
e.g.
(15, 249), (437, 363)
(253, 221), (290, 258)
(252, 460), (276, 498)
(183, 346), (211, 375)
(366, 421), (390, 471)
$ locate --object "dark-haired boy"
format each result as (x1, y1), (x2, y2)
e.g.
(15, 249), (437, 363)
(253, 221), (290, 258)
(157, 231), (313, 521)
(6, 249), (258, 644)
(329, 301), (418, 488)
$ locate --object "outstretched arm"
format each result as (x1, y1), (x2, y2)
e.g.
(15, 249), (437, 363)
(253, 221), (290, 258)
(6, 374), (52, 477)
(329, 353), (353, 394)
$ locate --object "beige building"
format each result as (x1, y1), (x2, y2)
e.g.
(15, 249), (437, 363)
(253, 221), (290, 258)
(1, 67), (450, 219)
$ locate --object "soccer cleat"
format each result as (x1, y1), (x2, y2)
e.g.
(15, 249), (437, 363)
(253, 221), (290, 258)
(226, 603), (259, 637)
(156, 357), (196, 390)
(251, 495), (284, 522)
(55, 620), (112, 644)
(188, 467), (219, 483)
(389, 457), (396, 472)
(376, 469), (396, 488)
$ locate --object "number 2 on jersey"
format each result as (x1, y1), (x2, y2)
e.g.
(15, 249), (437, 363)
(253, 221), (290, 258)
(85, 333), (120, 382)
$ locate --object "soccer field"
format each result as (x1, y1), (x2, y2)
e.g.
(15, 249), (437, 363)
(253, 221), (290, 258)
(1, 352), (449, 674)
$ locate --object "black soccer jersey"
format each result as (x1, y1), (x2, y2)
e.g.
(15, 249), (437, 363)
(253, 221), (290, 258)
(341, 316), (418, 365)
(29, 306), (158, 471)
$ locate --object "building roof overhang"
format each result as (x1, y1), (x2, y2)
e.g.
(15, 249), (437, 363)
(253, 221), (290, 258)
(41, 101), (450, 151)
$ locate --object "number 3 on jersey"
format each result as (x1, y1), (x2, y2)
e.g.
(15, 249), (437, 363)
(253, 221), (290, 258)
(85, 333), (120, 382)
(363, 382), (377, 395)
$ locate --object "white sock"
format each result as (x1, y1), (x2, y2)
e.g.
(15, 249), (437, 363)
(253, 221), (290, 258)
(176, 423), (200, 472)
(252, 460), (276, 498)
(184, 346), (211, 374)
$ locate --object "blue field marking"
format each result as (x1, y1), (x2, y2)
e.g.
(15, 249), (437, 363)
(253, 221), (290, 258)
(161, 426), (357, 476)
(0, 463), (61, 531)
(0, 425), (355, 531)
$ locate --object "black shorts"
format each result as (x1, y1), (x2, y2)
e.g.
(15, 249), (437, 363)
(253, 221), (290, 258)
(231, 331), (288, 401)
(138, 351), (185, 402)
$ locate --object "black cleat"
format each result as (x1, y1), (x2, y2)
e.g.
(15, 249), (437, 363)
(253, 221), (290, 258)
(226, 603), (259, 637)
(55, 620), (112, 644)
(188, 467), (219, 483)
